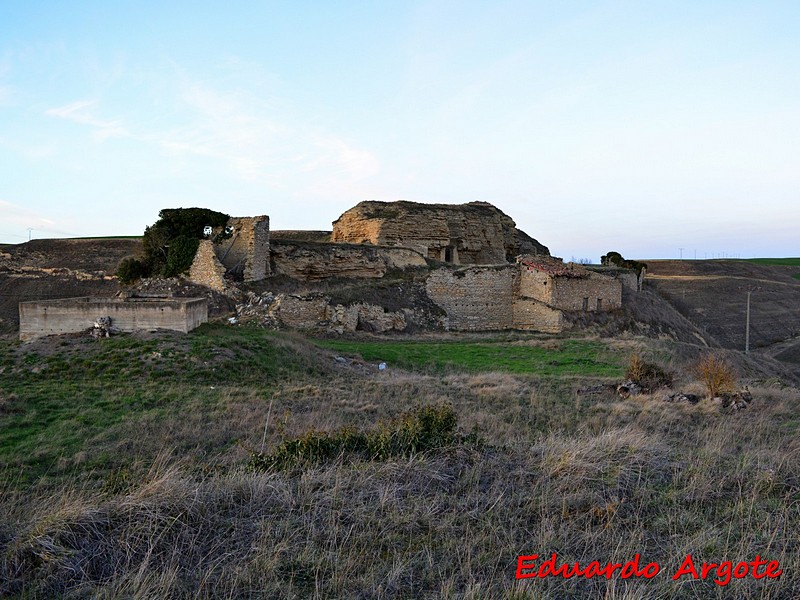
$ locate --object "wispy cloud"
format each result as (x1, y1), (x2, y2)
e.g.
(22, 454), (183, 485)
(0, 199), (79, 239)
(45, 100), (130, 140)
(42, 79), (380, 191)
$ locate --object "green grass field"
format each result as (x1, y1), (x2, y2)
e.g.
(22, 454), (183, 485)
(737, 257), (800, 280)
(0, 329), (626, 486)
(738, 257), (800, 265)
(0, 324), (327, 486)
(314, 338), (625, 377)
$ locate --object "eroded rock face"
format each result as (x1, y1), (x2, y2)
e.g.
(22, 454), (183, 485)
(331, 200), (549, 265)
(270, 241), (426, 281)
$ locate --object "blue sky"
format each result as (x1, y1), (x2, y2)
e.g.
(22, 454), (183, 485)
(1, 1), (798, 260)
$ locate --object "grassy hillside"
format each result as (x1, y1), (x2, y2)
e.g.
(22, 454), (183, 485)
(1, 325), (799, 598)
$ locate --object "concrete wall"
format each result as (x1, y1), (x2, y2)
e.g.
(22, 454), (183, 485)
(270, 240), (427, 280)
(19, 297), (207, 341)
(426, 266), (515, 331)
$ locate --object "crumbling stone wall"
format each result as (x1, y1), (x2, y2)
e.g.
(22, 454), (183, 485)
(517, 262), (622, 312)
(189, 240), (228, 292)
(426, 266), (515, 330)
(332, 200), (548, 265)
(216, 216), (270, 281)
(586, 265), (644, 292)
(271, 240), (427, 280)
(272, 294), (329, 329)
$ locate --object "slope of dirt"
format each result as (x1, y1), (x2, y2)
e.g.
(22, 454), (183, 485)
(0, 238), (142, 335)
(643, 260), (800, 359)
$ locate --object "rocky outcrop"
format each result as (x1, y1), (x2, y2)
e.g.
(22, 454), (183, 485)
(270, 240), (427, 280)
(332, 200), (548, 265)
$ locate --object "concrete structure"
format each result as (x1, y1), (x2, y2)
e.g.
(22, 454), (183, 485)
(19, 296), (208, 341)
(332, 200), (549, 265)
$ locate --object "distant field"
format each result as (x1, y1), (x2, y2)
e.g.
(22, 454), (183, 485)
(738, 257), (800, 266)
(738, 258), (800, 279)
(314, 338), (625, 377)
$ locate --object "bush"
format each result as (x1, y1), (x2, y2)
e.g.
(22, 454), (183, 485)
(248, 404), (468, 471)
(693, 354), (738, 398)
(626, 354), (673, 392)
(163, 235), (200, 278)
(116, 256), (148, 284)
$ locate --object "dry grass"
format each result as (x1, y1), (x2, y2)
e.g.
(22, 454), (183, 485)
(1, 330), (799, 598)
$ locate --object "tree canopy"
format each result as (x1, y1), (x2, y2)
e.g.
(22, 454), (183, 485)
(117, 208), (231, 283)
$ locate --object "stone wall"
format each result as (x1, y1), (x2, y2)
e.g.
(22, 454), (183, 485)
(548, 273), (622, 311)
(512, 298), (564, 333)
(517, 265), (622, 312)
(586, 265), (644, 292)
(216, 216), (270, 281)
(189, 240), (228, 292)
(271, 240), (427, 280)
(19, 297), (207, 341)
(332, 200), (548, 265)
(425, 266), (515, 330)
(272, 294), (329, 329)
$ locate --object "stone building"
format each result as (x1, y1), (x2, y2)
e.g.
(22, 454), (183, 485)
(425, 256), (623, 334)
(331, 200), (548, 265)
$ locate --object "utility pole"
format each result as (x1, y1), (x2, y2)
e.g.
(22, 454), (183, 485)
(679, 247), (684, 259)
(745, 291), (751, 354)
(27, 228), (33, 241)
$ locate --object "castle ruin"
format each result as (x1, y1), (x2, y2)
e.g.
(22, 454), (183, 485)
(19, 200), (638, 340)
(185, 200), (635, 334)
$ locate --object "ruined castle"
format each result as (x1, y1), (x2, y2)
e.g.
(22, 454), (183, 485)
(186, 201), (641, 334)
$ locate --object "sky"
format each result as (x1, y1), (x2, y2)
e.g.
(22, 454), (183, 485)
(1, 1), (798, 261)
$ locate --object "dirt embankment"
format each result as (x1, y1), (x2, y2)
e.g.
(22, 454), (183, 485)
(643, 260), (800, 372)
(0, 238), (142, 335)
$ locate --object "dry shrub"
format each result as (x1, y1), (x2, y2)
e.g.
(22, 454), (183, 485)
(625, 354), (672, 392)
(693, 354), (738, 398)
